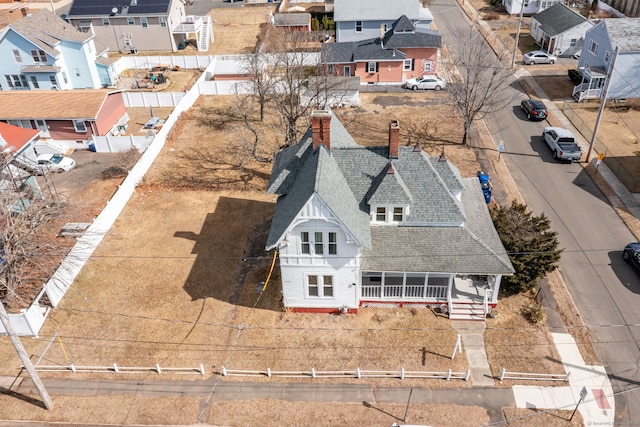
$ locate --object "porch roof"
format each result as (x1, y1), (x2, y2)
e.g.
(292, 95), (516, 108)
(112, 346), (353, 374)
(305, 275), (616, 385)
(360, 178), (514, 275)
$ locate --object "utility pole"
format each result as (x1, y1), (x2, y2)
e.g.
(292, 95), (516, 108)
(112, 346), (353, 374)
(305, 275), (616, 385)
(0, 302), (54, 410)
(586, 45), (620, 163)
(511, 0), (526, 69)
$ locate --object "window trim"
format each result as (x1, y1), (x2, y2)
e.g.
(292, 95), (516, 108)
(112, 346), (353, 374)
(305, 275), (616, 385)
(31, 49), (46, 62)
(30, 75), (39, 88)
(102, 18), (110, 26)
(159, 16), (167, 27)
(367, 61), (377, 73)
(140, 17), (148, 28)
(589, 40), (598, 55)
(403, 59), (413, 71)
(300, 231), (338, 256)
(127, 17), (135, 25)
(73, 120), (87, 133)
(306, 274), (334, 298)
(604, 50), (611, 63)
(12, 50), (22, 63)
(355, 20), (362, 32)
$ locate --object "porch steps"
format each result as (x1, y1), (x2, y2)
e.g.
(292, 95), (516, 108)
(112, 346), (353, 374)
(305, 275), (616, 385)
(197, 16), (212, 51)
(449, 302), (486, 321)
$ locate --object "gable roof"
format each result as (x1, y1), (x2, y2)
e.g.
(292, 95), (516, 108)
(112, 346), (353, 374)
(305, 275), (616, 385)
(0, 90), (120, 120)
(266, 111), (514, 275)
(602, 18), (640, 51)
(68, 0), (173, 17)
(0, 122), (39, 154)
(532, 4), (591, 36)
(322, 16), (441, 63)
(6, 9), (92, 59)
(334, 0), (420, 21)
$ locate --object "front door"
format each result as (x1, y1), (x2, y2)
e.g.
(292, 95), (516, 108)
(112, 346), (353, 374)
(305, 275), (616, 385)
(343, 66), (351, 76)
(34, 119), (49, 138)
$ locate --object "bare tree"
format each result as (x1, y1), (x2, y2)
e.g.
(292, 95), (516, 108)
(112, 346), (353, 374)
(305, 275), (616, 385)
(241, 51), (273, 122)
(0, 152), (64, 311)
(446, 27), (514, 146)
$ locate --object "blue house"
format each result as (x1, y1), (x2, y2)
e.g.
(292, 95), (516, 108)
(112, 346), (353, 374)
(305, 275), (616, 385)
(0, 9), (116, 91)
(573, 18), (640, 102)
(333, 0), (433, 43)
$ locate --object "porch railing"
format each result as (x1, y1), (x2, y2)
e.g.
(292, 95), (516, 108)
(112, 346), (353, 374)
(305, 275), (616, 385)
(361, 285), (447, 300)
(572, 83), (602, 102)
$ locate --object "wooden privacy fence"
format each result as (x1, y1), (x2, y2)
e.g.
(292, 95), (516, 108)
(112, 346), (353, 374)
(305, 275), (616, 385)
(220, 367), (471, 381)
(32, 363), (206, 375)
(499, 368), (570, 382)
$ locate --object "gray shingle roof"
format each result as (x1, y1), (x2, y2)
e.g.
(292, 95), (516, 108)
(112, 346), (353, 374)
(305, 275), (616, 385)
(266, 112), (514, 274)
(322, 15), (440, 63)
(273, 13), (311, 27)
(360, 179), (514, 274)
(533, 3), (588, 37)
(603, 18), (640, 51)
(334, 0), (420, 21)
(8, 9), (92, 59)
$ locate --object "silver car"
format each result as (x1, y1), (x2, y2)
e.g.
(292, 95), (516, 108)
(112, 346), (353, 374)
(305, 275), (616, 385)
(522, 50), (557, 65)
(402, 75), (446, 91)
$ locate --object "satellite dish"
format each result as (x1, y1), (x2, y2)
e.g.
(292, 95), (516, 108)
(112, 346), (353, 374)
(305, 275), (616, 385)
(111, 7), (118, 14)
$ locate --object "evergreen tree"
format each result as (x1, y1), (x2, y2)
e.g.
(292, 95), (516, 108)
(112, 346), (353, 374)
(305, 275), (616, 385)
(311, 17), (320, 32)
(491, 201), (562, 294)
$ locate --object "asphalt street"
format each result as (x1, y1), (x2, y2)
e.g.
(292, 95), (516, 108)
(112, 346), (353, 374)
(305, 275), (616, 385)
(430, 0), (640, 422)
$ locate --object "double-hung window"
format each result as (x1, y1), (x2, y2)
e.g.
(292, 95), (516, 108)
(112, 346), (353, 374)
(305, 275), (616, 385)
(589, 40), (598, 55)
(355, 21), (362, 32)
(300, 231), (337, 255)
(307, 275), (334, 298)
(12, 50), (21, 63)
(141, 17), (148, 28)
(367, 62), (377, 73)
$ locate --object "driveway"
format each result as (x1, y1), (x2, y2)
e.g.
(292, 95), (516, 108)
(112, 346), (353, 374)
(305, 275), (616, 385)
(38, 150), (123, 203)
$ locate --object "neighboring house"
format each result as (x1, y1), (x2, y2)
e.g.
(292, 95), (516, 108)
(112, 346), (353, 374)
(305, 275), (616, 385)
(322, 15), (441, 85)
(573, 18), (640, 102)
(502, 0), (562, 16)
(599, 0), (640, 18)
(300, 76), (361, 108)
(270, 12), (312, 32)
(0, 121), (39, 170)
(265, 110), (514, 319)
(0, 8), (116, 90)
(65, 0), (213, 52)
(0, 90), (128, 145)
(530, 4), (593, 58)
(334, 0), (433, 42)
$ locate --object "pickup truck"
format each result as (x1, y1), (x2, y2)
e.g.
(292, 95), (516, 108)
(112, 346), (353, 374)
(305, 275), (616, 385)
(541, 127), (582, 162)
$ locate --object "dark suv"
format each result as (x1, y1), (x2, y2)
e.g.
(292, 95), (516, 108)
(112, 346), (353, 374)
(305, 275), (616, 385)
(520, 99), (548, 121)
(623, 242), (640, 274)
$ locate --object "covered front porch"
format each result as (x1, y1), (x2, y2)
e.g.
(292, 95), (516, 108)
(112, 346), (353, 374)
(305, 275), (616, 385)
(572, 66), (606, 102)
(360, 271), (500, 319)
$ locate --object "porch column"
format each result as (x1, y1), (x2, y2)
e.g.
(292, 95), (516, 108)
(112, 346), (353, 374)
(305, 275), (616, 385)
(489, 275), (501, 303)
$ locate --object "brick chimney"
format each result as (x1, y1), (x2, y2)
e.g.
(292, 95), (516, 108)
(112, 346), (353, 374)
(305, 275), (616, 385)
(388, 120), (399, 158)
(311, 110), (331, 151)
(20, 7), (30, 17)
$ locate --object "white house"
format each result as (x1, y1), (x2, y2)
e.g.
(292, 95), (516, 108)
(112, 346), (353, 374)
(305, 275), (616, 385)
(530, 4), (593, 58)
(333, 0), (433, 42)
(573, 18), (640, 101)
(265, 111), (514, 319)
(0, 9), (116, 90)
(502, 0), (563, 16)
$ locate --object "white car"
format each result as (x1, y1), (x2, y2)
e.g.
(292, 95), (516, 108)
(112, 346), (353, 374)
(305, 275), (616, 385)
(37, 153), (76, 172)
(522, 50), (557, 65)
(403, 75), (446, 91)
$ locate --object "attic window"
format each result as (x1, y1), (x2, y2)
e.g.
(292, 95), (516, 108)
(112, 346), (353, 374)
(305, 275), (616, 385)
(31, 50), (46, 62)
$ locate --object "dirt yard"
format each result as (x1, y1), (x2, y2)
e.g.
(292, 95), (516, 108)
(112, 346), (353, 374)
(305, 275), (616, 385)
(0, 93), (572, 425)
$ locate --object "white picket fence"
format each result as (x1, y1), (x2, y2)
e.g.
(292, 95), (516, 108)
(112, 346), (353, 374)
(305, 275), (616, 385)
(112, 55), (217, 75)
(499, 368), (570, 382)
(221, 366), (471, 381)
(33, 363), (206, 375)
(122, 91), (187, 108)
(90, 135), (155, 153)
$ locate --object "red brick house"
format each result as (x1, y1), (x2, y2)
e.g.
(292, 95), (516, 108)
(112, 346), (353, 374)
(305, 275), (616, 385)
(321, 15), (441, 85)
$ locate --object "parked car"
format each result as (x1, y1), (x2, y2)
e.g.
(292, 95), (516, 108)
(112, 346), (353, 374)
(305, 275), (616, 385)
(522, 51), (557, 65)
(402, 76), (446, 91)
(37, 153), (76, 172)
(623, 242), (640, 273)
(568, 69), (584, 85)
(477, 171), (492, 203)
(520, 99), (548, 121)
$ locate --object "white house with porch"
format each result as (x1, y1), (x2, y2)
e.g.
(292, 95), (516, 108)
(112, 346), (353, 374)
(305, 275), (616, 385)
(266, 111), (514, 320)
(573, 18), (640, 102)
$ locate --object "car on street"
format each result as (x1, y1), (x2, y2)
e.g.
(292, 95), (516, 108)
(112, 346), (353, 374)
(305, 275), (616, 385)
(37, 153), (76, 172)
(402, 75), (446, 91)
(622, 242), (640, 273)
(477, 171), (492, 203)
(520, 99), (548, 121)
(522, 50), (557, 65)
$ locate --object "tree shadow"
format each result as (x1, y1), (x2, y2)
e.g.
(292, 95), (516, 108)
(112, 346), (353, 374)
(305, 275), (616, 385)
(174, 196), (281, 311)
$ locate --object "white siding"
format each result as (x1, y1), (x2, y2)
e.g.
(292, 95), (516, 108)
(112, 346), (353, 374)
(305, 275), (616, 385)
(278, 195), (361, 309)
